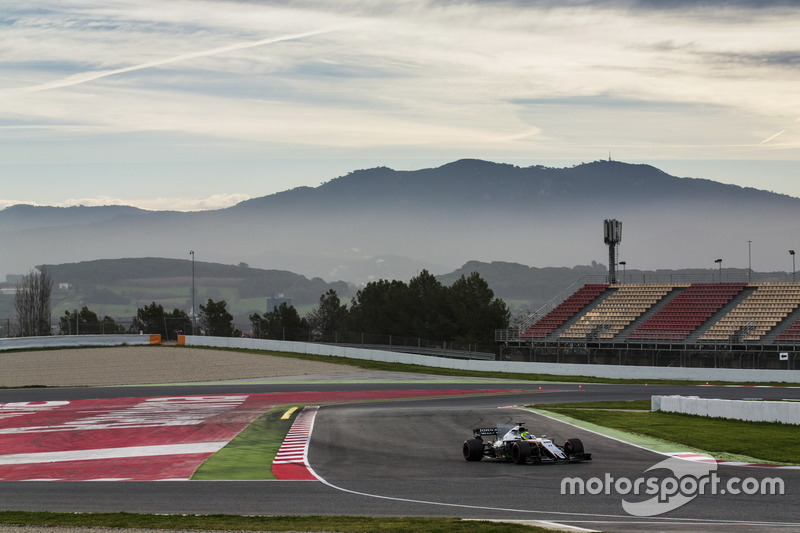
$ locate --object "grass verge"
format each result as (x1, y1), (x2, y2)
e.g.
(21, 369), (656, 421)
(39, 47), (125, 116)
(0, 512), (557, 532)
(190, 405), (302, 480)
(533, 401), (800, 464)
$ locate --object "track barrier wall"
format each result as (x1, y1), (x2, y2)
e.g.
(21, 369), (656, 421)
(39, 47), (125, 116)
(652, 395), (800, 425)
(182, 335), (800, 383)
(0, 334), (160, 351)
(2, 333), (799, 383)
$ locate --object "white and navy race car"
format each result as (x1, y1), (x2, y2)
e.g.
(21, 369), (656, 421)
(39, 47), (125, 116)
(462, 423), (591, 464)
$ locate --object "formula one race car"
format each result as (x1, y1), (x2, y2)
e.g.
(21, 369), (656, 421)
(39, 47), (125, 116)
(462, 423), (591, 464)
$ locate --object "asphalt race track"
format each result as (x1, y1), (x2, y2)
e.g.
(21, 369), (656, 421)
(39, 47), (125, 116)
(1, 379), (799, 532)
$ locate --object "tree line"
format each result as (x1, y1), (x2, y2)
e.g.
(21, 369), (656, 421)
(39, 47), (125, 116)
(58, 300), (236, 338)
(12, 268), (236, 339)
(14, 268), (508, 344)
(251, 270), (509, 344)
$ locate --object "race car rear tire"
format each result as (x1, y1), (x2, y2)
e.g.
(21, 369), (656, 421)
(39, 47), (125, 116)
(463, 439), (484, 461)
(512, 441), (531, 464)
(564, 438), (584, 456)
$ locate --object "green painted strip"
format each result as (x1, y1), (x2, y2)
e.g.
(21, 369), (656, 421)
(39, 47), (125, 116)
(190, 405), (302, 480)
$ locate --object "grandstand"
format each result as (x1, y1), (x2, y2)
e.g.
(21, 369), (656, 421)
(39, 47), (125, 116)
(498, 281), (800, 370)
(523, 284), (609, 338)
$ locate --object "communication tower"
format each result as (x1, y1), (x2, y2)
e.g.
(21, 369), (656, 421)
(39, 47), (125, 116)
(604, 219), (622, 284)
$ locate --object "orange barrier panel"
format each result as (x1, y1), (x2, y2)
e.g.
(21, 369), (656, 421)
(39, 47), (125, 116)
(149, 334), (161, 345)
(177, 335), (185, 346)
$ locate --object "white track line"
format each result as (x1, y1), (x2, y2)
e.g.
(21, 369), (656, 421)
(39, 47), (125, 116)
(0, 442), (229, 465)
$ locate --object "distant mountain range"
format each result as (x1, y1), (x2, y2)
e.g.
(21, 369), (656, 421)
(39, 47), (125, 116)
(2, 159), (798, 285)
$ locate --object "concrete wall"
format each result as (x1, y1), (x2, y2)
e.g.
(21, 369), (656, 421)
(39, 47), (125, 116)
(0, 334), (161, 351)
(181, 336), (800, 383)
(2, 332), (796, 383)
(652, 395), (800, 425)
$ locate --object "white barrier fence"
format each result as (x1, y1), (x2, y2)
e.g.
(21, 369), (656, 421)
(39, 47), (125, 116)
(0, 334), (161, 351)
(2, 333), (799, 384)
(652, 395), (800, 425)
(181, 335), (800, 384)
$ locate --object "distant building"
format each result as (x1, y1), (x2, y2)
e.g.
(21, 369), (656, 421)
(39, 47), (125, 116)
(267, 293), (292, 312)
(58, 282), (72, 290)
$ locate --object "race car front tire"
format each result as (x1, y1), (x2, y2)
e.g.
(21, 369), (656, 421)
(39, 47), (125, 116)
(463, 439), (484, 461)
(512, 441), (531, 464)
(564, 438), (584, 456)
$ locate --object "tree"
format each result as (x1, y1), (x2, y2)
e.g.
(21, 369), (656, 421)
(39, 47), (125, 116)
(130, 302), (166, 335)
(448, 272), (510, 343)
(250, 302), (309, 340)
(344, 270), (507, 344)
(249, 312), (267, 338)
(199, 298), (234, 337)
(306, 289), (347, 342)
(100, 314), (127, 334)
(59, 306), (125, 335)
(408, 269), (455, 340)
(14, 267), (53, 337)
(165, 308), (193, 339)
(129, 302), (191, 339)
(348, 279), (413, 336)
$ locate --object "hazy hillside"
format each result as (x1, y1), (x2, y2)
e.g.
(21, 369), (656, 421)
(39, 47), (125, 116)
(235, 159), (793, 212)
(2, 159), (798, 285)
(0, 256), (791, 327)
(437, 260), (609, 305)
(0, 204), (148, 232)
(439, 260), (790, 313)
(0, 258), (352, 324)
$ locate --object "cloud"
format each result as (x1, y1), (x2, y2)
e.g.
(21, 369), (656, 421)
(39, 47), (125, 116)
(759, 130), (786, 145)
(1, 0), (799, 206)
(72, 193), (253, 211)
(4, 29), (336, 96)
(0, 193), (251, 212)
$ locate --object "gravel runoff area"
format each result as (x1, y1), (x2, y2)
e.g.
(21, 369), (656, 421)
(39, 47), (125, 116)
(0, 345), (368, 387)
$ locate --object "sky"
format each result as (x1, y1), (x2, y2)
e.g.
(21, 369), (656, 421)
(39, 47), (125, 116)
(1, 0), (799, 211)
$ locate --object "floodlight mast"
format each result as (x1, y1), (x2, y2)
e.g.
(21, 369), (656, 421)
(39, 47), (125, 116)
(604, 219), (622, 284)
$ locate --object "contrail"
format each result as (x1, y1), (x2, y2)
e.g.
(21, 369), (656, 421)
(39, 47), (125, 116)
(7, 29), (331, 95)
(759, 129), (786, 145)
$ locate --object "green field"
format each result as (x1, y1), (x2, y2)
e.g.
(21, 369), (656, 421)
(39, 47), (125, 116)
(0, 512), (555, 533)
(533, 400), (800, 464)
